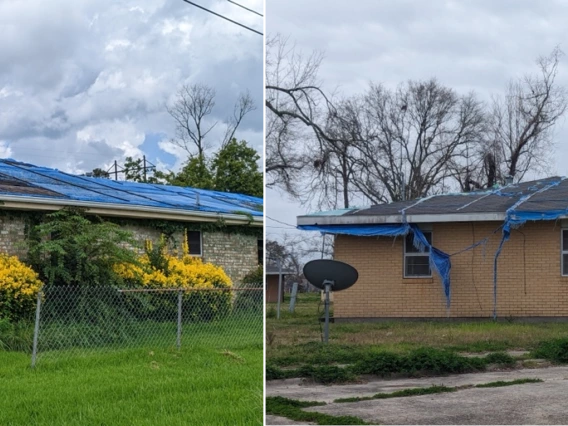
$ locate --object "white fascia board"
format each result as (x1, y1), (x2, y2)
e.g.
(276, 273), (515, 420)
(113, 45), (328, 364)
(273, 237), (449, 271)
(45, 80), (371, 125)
(297, 212), (506, 226)
(0, 196), (263, 226)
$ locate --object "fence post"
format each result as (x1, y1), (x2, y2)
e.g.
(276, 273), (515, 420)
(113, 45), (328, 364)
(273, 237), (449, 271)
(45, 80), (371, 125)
(176, 290), (182, 350)
(289, 282), (298, 313)
(31, 289), (43, 368)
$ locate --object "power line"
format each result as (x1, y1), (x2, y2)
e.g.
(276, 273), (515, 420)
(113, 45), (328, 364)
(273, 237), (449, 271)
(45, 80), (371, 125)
(227, 0), (263, 17)
(266, 216), (297, 228)
(180, 0), (262, 36)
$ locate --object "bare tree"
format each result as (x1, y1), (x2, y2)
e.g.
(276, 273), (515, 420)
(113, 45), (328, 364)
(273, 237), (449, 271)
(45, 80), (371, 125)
(354, 80), (486, 203)
(265, 34), (338, 197)
(167, 83), (255, 160)
(490, 47), (567, 182)
(306, 97), (364, 208)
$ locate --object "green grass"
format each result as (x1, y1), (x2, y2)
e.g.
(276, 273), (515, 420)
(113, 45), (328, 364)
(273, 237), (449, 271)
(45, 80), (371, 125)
(474, 378), (543, 388)
(266, 396), (370, 425)
(0, 346), (262, 425)
(334, 385), (455, 403)
(267, 293), (568, 368)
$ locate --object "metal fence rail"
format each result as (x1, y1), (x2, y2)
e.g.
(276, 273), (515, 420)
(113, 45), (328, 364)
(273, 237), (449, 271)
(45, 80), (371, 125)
(31, 285), (263, 367)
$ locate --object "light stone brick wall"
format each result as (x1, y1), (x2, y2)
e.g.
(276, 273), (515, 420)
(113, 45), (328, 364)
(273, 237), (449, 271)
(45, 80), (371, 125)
(333, 221), (568, 319)
(0, 214), (27, 258)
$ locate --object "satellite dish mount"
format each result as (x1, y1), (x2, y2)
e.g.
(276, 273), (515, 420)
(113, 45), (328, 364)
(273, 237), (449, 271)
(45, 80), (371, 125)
(303, 260), (359, 344)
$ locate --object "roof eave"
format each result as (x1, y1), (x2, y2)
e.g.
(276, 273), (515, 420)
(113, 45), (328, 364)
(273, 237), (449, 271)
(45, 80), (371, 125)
(0, 195), (263, 226)
(297, 212), (506, 226)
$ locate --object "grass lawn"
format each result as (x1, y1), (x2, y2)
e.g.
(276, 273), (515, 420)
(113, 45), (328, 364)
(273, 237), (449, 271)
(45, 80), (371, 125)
(266, 293), (568, 367)
(0, 346), (262, 425)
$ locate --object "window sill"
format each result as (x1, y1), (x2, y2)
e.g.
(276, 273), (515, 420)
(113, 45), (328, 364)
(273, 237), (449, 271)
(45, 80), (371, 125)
(402, 277), (434, 284)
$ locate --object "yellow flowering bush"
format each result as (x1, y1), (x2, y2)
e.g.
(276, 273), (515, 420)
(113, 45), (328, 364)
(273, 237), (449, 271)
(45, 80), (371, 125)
(0, 254), (43, 321)
(115, 233), (232, 321)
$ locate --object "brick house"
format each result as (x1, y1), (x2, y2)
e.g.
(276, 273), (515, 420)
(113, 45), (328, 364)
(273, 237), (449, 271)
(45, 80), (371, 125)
(0, 159), (262, 283)
(265, 264), (295, 303)
(297, 177), (568, 320)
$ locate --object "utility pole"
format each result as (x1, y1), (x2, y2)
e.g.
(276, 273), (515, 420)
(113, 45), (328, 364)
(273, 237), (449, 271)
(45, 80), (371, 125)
(143, 155), (147, 183)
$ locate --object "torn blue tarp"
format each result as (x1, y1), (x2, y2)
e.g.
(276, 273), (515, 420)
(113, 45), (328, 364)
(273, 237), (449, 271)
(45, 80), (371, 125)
(298, 222), (452, 307)
(492, 177), (566, 318)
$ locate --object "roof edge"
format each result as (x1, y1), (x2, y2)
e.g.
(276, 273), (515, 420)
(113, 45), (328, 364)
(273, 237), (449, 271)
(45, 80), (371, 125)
(0, 195), (263, 226)
(297, 212), (506, 226)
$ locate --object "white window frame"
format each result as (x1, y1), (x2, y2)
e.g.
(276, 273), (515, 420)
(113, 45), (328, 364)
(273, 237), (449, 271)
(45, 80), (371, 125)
(187, 230), (202, 257)
(403, 231), (432, 278)
(562, 229), (568, 276)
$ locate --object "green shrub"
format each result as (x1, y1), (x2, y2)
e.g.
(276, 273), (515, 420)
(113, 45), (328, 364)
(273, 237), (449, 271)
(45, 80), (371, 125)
(297, 364), (356, 384)
(403, 348), (485, 374)
(484, 351), (516, 366)
(0, 318), (34, 352)
(352, 352), (402, 375)
(266, 363), (287, 380)
(233, 266), (263, 312)
(532, 338), (568, 363)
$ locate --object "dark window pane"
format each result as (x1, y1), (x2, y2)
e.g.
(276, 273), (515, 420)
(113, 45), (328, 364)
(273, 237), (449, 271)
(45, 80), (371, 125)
(405, 231), (432, 253)
(563, 254), (568, 275)
(187, 231), (201, 255)
(563, 230), (568, 251)
(258, 239), (263, 265)
(405, 255), (431, 277)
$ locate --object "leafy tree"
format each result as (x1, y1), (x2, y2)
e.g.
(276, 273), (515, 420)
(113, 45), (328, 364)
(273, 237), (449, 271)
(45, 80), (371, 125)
(27, 209), (138, 287)
(123, 156), (159, 183)
(90, 168), (110, 178)
(155, 157), (215, 189)
(212, 138), (263, 197)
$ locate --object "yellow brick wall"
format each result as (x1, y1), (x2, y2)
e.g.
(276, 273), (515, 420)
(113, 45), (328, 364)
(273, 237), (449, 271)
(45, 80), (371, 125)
(333, 221), (568, 318)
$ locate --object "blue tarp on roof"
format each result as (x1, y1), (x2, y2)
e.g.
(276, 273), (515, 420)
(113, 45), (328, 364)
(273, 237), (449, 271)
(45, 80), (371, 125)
(0, 159), (262, 217)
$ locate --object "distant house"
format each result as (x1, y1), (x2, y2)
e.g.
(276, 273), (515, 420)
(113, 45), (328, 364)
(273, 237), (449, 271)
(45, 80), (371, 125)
(0, 159), (262, 283)
(298, 177), (568, 320)
(265, 263), (294, 303)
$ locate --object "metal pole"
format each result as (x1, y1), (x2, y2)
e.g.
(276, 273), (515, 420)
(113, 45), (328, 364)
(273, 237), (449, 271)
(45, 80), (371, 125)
(289, 282), (298, 313)
(177, 290), (182, 350)
(31, 290), (43, 368)
(323, 283), (331, 344)
(276, 259), (283, 319)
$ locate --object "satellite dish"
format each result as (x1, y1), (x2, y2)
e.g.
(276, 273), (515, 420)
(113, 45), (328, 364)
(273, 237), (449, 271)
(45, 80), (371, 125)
(303, 259), (358, 291)
(302, 259), (359, 344)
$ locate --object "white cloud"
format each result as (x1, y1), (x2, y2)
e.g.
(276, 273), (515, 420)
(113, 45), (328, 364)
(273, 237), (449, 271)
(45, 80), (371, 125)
(0, 0), (262, 174)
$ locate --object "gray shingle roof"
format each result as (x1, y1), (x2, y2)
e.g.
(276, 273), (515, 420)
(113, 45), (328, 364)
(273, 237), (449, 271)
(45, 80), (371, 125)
(346, 177), (563, 217)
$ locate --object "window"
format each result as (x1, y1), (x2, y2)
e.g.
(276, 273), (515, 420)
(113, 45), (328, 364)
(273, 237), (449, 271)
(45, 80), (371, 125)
(187, 231), (202, 256)
(404, 231), (432, 278)
(562, 230), (568, 276)
(258, 239), (263, 265)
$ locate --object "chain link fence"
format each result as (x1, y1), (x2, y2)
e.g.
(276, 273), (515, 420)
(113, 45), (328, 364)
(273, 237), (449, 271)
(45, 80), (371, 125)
(31, 285), (263, 366)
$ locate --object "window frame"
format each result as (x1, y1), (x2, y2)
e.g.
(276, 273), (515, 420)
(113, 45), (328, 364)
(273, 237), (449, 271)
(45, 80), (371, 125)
(561, 229), (568, 276)
(186, 230), (202, 257)
(403, 231), (433, 279)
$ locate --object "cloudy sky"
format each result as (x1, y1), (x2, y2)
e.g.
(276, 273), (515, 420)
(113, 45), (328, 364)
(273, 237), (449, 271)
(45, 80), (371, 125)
(0, 0), (263, 175)
(266, 0), (568, 244)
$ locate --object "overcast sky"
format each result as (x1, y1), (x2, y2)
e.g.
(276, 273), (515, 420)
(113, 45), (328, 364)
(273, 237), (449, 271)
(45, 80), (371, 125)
(266, 0), (568, 244)
(0, 0), (263, 176)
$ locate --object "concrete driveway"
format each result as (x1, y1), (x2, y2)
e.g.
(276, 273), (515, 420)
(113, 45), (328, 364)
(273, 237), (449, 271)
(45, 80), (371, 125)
(267, 366), (568, 425)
